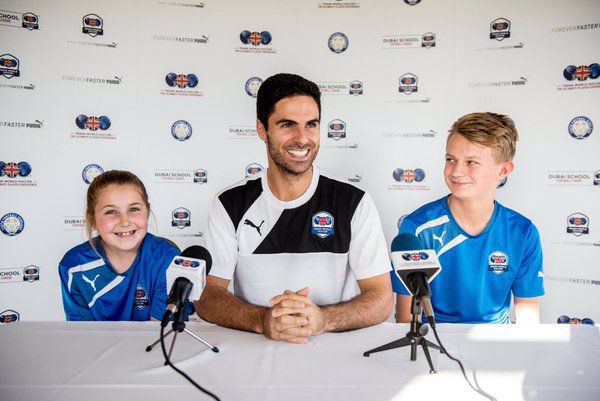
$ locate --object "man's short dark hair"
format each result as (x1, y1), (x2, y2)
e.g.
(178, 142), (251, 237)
(256, 73), (321, 130)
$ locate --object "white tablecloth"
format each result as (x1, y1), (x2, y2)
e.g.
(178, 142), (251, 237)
(1, 322), (598, 401)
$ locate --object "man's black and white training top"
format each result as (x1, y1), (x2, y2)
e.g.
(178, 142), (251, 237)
(205, 166), (391, 307)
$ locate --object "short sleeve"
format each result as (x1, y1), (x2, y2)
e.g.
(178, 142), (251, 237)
(391, 217), (419, 295)
(347, 192), (391, 280)
(203, 195), (239, 280)
(512, 223), (545, 298)
(149, 243), (180, 320)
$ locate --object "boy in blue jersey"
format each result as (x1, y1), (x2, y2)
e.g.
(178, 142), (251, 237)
(59, 170), (179, 321)
(392, 113), (545, 324)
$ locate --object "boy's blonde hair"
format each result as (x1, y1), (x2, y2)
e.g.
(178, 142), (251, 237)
(448, 112), (518, 162)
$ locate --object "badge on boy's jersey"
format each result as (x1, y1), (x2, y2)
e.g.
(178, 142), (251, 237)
(488, 251), (509, 275)
(134, 284), (150, 309)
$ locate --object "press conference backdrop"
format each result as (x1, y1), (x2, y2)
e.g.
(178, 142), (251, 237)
(1, 0), (599, 324)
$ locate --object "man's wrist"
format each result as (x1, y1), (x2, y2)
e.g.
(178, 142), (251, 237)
(254, 307), (269, 334)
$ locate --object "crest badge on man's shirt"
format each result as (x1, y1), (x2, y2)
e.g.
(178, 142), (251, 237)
(311, 212), (334, 238)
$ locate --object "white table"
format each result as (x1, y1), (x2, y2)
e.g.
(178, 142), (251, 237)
(1, 322), (598, 401)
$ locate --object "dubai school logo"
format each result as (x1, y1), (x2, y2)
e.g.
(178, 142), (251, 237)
(0, 161), (32, 178)
(490, 18), (510, 41)
(568, 116), (593, 140)
(0, 309), (20, 324)
(82, 13), (103, 37)
(245, 77), (263, 98)
(0, 213), (25, 236)
(22, 13), (39, 30)
(75, 115), (111, 131)
(349, 80), (363, 95)
(393, 168), (425, 183)
(563, 64), (600, 81)
(311, 212), (334, 238)
(239, 30), (272, 46)
(134, 284), (150, 309)
(172, 207), (191, 229)
(421, 32), (436, 48)
(165, 73), (199, 88)
(488, 251), (509, 275)
(401, 252), (429, 261)
(567, 213), (589, 236)
(194, 169), (208, 184)
(23, 265), (39, 282)
(327, 119), (346, 140)
(171, 120), (192, 141)
(328, 32), (349, 53)
(174, 258), (200, 268)
(399, 73), (418, 94)
(0, 54), (20, 79)
(245, 163), (263, 177)
(82, 164), (104, 184)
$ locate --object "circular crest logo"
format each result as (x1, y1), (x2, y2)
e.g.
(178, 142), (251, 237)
(82, 13), (103, 37)
(567, 212), (589, 236)
(563, 64), (600, 81)
(568, 116), (593, 140)
(240, 30), (272, 46)
(393, 168), (425, 183)
(165, 73), (199, 88)
(490, 18), (511, 41)
(245, 163), (263, 177)
(172, 207), (191, 229)
(421, 32), (436, 48)
(194, 169), (208, 184)
(328, 32), (349, 53)
(245, 77), (263, 98)
(399, 73), (418, 94)
(0, 309), (20, 324)
(82, 164), (104, 184)
(488, 251), (509, 275)
(0, 54), (20, 79)
(0, 213), (25, 236)
(311, 211), (335, 238)
(0, 161), (31, 178)
(349, 80), (363, 95)
(328, 119), (346, 140)
(134, 284), (150, 309)
(23, 265), (40, 282)
(171, 120), (192, 141)
(22, 13), (39, 30)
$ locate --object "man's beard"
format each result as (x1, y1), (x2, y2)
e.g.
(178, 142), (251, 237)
(266, 134), (318, 180)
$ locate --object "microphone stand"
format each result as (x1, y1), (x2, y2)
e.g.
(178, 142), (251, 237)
(363, 295), (442, 373)
(146, 307), (219, 359)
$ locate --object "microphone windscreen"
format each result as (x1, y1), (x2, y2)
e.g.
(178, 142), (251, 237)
(391, 233), (424, 252)
(181, 245), (212, 274)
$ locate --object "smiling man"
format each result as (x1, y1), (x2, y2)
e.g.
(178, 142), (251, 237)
(195, 73), (392, 343)
(392, 112), (545, 325)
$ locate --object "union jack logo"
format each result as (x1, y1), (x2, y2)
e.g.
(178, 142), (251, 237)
(574, 65), (591, 81)
(249, 32), (262, 46)
(402, 170), (416, 183)
(86, 117), (101, 131)
(175, 74), (189, 88)
(3, 163), (20, 178)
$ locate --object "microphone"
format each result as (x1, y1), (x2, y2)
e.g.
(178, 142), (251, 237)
(161, 245), (212, 327)
(391, 234), (442, 327)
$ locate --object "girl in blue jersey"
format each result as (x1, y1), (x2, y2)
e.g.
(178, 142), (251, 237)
(59, 170), (179, 321)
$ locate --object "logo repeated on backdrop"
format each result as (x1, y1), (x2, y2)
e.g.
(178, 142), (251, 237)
(566, 213), (589, 236)
(399, 73), (418, 94)
(382, 129), (437, 139)
(82, 13), (103, 37)
(0, 266), (39, 283)
(389, 168), (429, 191)
(63, 74), (121, 85)
(153, 168), (208, 184)
(172, 208), (191, 229)
(0, 10), (39, 30)
(318, 80), (365, 96)
(194, 169), (208, 184)
(0, 161), (37, 188)
(134, 284), (150, 309)
(82, 164), (104, 185)
(154, 34), (209, 45)
(157, 1), (206, 8)
(162, 73), (203, 96)
(347, 174), (362, 183)
(327, 119), (346, 140)
(72, 115), (115, 140)
(404, 0), (421, 5)
(546, 170), (600, 187)
(311, 212), (334, 238)
(468, 76), (528, 88)
(0, 213), (25, 236)
(236, 30), (275, 54)
(0, 310), (20, 324)
(23, 265), (39, 282)
(228, 125), (258, 139)
(488, 251), (509, 275)
(490, 18), (510, 41)
(317, 1), (360, 9)
(62, 216), (85, 231)
(558, 63), (600, 91)
(245, 163), (263, 177)
(171, 120), (193, 141)
(328, 32), (349, 53)
(551, 22), (600, 34)
(245, 77), (263, 98)
(0, 119), (43, 129)
(0, 54), (19, 78)
(568, 116), (593, 140)
(381, 33), (436, 49)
